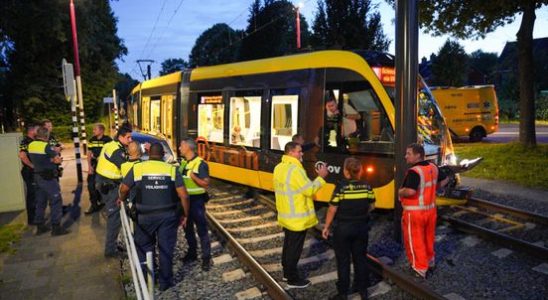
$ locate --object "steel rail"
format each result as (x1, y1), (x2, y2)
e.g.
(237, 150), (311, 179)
(205, 210), (292, 300)
(467, 197), (548, 226)
(441, 215), (548, 259)
(257, 193), (446, 300)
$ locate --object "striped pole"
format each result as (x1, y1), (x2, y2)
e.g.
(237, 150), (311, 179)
(113, 89), (119, 131)
(70, 0), (87, 155)
(71, 83), (83, 183)
(78, 94), (88, 155)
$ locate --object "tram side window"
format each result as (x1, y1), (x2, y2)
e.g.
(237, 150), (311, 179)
(197, 95), (224, 143)
(271, 93), (299, 150)
(325, 68), (394, 154)
(142, 97), (150, 131)
(229, 94), (262, 147)
(150, 97), (161, 132)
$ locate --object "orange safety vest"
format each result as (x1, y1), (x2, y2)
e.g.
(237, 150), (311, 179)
(400, 163), (438, 211)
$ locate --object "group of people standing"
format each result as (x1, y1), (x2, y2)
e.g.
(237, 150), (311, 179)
(273, 141), (447, 299)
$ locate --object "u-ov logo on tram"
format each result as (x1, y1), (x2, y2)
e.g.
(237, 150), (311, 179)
(315, 161), (341, 174)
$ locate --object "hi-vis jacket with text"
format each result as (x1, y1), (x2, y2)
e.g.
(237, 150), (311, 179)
(273, 155), (326, 231)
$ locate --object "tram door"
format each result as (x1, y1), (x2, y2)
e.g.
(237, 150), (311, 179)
(161, 94), (175, 150)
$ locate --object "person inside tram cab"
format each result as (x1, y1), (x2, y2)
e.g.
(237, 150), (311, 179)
(231, 125), (245, 144)
(325, 94), (361, 138)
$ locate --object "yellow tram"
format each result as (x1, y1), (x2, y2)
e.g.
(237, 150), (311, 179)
(129, 50), (457, 209)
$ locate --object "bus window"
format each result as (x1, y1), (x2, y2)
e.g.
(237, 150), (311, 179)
(150, 97), (161, 132)
(142, 96), (150, 131)
(325, 68), (394, 154)
(198, 94), (224, 143)
(229, 93), (261, 147)
(270, 92), (299, 150)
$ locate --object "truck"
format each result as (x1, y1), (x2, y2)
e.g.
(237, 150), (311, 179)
(430, 85), (499, 142)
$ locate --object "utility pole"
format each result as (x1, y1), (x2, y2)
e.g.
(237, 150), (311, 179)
(137, 59), (155, 80)
(69, 0), (88, 155)
(394, 0), (419, 242)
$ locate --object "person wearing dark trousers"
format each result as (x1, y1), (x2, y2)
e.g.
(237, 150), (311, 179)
(322, 157), (375, 300)
(118, 143), (189, 291)
(273, 142), (328, 289)
(178, 138), (212, 271)
(28, 126), (69, 236)
(19, 122), (39, 225)
(95, 126), (132, 258)
(86, 123), (112, 214)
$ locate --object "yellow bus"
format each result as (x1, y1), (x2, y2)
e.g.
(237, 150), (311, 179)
(430, 85), (499, 142)
(130, 50), (457, 209)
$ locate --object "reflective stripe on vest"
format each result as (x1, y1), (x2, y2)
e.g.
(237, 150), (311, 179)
(276, 166), (318, 220)
(401, 163), (438, 211)
(180, 156), (206, 195)
(96, 141), (124, 179)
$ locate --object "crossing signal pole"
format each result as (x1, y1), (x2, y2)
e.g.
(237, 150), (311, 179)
(62, 59), (83, 183)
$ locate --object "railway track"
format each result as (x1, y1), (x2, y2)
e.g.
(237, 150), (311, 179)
(441, 197), (548, 259)
(206, 182), (445, 300)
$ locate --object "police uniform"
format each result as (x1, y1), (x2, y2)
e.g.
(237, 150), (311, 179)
(87, 135), (112, 210)
(28, 139), (67, 235)
(19, 135), (36, 224)
(122, 159), (183, 290)
(273, 154), (325, 284)
(179, 155), (211, 266)
(329, 180), (375, 297)
(95, 140), (127, 256)
(400, 161), (446, 275)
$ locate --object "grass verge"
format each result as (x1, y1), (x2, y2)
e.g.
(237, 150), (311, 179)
(453, 143), (548, 189)
(0, 224), (26, 254)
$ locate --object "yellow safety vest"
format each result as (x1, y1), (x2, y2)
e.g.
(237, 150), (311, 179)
(179, 156), (206, 195)
(96, 141), (125, 179)
(273, 155), (325, 231)
(121, 159), (140, 177)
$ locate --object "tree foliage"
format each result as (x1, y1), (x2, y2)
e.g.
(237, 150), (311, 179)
(311, 0), (390, 51)
(0, 0), (126, 128)
(415, 0), (548, 145)
(159, 58), (189, 75)
(239, 0), (311, 61)
(469, 50), (498, 82)
(189, 24), (242, 67)
(430, 39), (469, 86)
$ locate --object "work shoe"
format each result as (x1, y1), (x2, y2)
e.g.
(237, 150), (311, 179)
(51, 224), (70, 236)
(182, 253), (197, 263)
(201, 259), (211, 271)
(412, 268), (427, 279)
(35, 224), (51, 236)
(286, 278), (311, 289)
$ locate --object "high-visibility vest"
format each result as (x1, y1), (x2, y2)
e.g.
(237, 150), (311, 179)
(400, 163), (438, 211)
(96, 141), (125, 180)
(121, 159), (140, 177)
(179, 156), (206, 195)
(273, 155), (325, 231)
(28, 140), (56, 173)
(132, 160), (178, 214)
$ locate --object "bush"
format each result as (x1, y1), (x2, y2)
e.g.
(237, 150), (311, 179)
(52, 124), (96, 143)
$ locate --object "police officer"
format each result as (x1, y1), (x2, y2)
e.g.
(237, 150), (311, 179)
(86, 123), (112, 214)
(28, 127), (69, 236)
(322, 157), (375, 300)
(398, 143), (449, 278)
(118, 143), (189, 291)
(19, 122), (39, 225)
(96, 126), (132, 257)
(178, 138), (212, 271)
(121, 141), (142, 177)
(273, 141), (328, 288)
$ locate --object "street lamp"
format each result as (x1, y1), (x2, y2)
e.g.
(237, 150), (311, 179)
(295, 2), (304, 49)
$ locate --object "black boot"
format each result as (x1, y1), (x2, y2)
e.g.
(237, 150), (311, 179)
(51, 224), (70, 236)
(35, 224), (50, 235)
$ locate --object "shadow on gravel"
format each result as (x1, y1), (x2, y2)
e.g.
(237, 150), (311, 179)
(61, 182), (83, 229)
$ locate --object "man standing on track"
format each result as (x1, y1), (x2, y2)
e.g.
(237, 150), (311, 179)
(273, 141), (328, 289)
(86, 123), (112, 215)
(398, 143), (448, 278)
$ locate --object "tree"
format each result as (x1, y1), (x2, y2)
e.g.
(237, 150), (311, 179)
(239, 0), (311, 61)
(430, 39), (469, 86)
(0, 0), (126, 127)
(189, 23), (242, 67)
(159, 58), (189, 75)
(311, 0), (390, 51)
(469, 50), (498, 83)
(417, 0), (548, 146)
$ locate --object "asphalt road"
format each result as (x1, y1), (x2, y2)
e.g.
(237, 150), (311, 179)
(455, 123), (548, 144)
